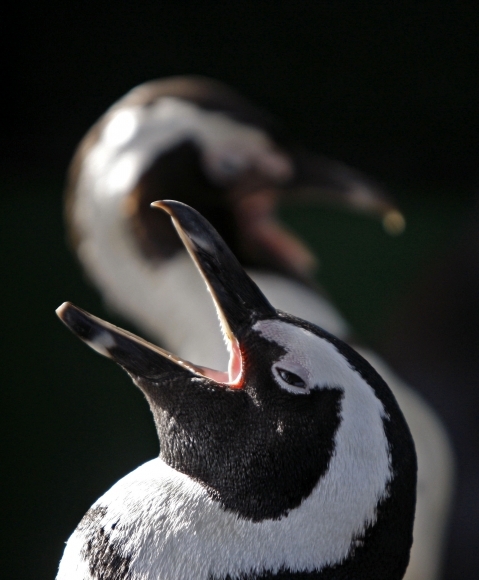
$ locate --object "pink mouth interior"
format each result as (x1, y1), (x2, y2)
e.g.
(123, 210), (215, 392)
(198, 338), (243, 388)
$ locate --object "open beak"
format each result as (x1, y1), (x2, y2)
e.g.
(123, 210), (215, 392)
(289, 150), (406, 235)
(225, 152), (406, 281)
(57, 200), (276, 388)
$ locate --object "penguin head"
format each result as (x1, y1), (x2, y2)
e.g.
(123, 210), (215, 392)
(57, 201), (416, 570)
(67, 76), (403, 282)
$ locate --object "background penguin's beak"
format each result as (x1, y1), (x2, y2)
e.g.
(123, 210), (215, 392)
(288, 150), (405, 235)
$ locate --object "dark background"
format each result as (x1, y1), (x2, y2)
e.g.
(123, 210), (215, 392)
(4, 2), (479, 579)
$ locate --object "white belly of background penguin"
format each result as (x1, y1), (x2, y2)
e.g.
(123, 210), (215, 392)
(56, 201), (416, 580)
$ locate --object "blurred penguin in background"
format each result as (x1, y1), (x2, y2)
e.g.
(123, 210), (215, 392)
(64, 76), (454, 580)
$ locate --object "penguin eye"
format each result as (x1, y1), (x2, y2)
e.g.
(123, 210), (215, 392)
(276, 367), (306, 388)
(272, 362), (310, 394)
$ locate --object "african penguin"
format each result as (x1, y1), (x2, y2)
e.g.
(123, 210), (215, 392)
(57, 200), (417, 580)
(64, 76), (453, 580)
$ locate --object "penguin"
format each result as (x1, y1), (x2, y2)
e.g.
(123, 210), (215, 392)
(65, 77), (453, 580)
(56, 200), (417, 580)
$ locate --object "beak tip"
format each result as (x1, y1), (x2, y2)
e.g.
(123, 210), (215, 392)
(150, 199), (177, 215)
(56, 301), (74, 322)
(382, 210), (406, 236)
(55, 302), (96, 344)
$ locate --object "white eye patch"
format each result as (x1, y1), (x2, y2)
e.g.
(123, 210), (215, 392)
(255, 319), (353, 396)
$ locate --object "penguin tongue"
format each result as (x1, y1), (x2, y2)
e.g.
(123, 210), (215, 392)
(196, 338), (242, 386)
(235, 190), (318, 278)
(196, 367), (229, 383)
(228, 339), (242, 383)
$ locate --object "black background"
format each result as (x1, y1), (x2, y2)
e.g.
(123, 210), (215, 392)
(4, 2), (478, 579)
(7, 2), (479, 184)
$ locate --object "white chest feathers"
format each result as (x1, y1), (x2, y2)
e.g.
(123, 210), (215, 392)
(58, 454), (390, 580)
